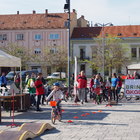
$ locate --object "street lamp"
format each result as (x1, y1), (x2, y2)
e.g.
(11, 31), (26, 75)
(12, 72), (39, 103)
(94, 23), (113, 80)
(64, 0), (71, 94)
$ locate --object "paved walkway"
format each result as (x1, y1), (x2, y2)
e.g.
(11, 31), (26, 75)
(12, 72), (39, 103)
(0, 99), (140, 140)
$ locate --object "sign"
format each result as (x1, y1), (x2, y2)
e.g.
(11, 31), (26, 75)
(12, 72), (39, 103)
(125, 79), (140, 96)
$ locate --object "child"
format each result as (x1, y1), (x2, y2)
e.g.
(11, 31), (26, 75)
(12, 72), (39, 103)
(46, 82), (64, 113)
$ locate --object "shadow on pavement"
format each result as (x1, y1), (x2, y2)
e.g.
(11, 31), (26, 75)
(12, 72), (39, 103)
(33, 128), (60, 140)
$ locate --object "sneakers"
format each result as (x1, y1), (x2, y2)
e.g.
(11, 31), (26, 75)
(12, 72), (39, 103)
(81, 100), (83, 104)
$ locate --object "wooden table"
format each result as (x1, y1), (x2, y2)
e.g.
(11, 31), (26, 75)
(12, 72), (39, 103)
(0, 94), (30, 122)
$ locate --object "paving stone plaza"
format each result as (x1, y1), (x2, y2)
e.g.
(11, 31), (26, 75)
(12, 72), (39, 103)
(0, 99), (140, 140)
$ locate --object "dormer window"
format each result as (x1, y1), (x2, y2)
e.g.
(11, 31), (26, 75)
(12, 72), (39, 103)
(133, 33), (137, 36)
(117, 33), (122, 36)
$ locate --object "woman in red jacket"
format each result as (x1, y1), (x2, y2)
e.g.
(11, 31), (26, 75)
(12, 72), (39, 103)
(35, 73), (45, 111)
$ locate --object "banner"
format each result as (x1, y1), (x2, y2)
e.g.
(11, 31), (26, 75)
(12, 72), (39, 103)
(73, 56), (78, 95)
(125, 79), (140, 96)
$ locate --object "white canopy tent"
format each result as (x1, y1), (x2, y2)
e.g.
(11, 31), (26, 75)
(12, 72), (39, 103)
(127, 63), (140, 70)
(0, 50), (24, 109)
(127, 63), (140, 74)
(0, 50), (21, 67)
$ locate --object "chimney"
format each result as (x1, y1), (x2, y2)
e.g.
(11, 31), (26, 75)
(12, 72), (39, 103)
(33, 10), (36, 14)
(81, 15), (84, 19)
(45, 9), (48, 16)
(73, 9), (77, 13)
(17, 11), (19, 14)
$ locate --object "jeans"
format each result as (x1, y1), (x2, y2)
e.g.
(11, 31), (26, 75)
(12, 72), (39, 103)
(78, 88), (85, 102)
(111, 87), (118, 102)
(30, 94), (36, 106)
(36, 95), (42, 110)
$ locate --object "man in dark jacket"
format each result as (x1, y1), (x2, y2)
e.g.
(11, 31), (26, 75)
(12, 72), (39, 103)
(77, 71), (87, 104)
(0, 72), (7, 88)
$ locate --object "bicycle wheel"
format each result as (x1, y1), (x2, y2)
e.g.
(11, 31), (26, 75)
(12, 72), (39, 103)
(51, 110), (56, 124)
(57, 114), (62, 122)
(118, 92), (124, 100)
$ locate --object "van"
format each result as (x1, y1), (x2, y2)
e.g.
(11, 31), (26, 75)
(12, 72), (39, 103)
(47, 72), (66, 79)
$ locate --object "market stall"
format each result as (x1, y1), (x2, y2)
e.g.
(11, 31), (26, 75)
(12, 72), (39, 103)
(0, 50), (21, 122)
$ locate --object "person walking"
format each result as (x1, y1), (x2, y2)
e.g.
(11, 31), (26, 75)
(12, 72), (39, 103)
(27, 73), (36, 107)
(94, 74), (102, 104)
(14, 73), (20, 89)
(34, 73), (45, 111)
(111, 73), (119, 102)
(89, 75), (95, 99)
(116, 76), (122, 103)
(77, 71), (87, 104)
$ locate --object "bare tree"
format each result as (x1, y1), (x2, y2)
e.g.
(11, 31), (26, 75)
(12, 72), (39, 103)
(43, 45), (68, 78)
(0, 43), (36, 69)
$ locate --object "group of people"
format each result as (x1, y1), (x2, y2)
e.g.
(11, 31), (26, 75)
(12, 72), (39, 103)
(75, 71), (123, 104)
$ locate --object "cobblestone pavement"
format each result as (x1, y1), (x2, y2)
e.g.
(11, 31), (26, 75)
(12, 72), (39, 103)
(0, 99), (140, 140)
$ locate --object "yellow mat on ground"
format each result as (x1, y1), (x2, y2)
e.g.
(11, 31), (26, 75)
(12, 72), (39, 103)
(0, 123), (54, 140)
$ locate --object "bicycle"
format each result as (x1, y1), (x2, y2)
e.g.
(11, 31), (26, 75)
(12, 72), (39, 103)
(50, 100), (62, 124)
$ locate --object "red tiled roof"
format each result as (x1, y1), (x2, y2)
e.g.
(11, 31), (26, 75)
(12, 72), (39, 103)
(71, 25), (140, 39)
(0, 12), (75, 30)
(71, 27), (102, 38)
(103, 25), (140, 37)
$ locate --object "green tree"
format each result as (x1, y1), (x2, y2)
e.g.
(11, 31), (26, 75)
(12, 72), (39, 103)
(86, 36), (130, 76)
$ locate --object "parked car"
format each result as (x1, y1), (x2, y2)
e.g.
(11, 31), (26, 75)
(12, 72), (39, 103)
(6, 70), (39, 82)
(6, 71), (19, 81)
(21, 70), (39, 81)
(47, 72), (66, 79)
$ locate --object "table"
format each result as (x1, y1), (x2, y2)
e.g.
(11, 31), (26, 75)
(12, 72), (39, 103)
(0, 94), (30, 122)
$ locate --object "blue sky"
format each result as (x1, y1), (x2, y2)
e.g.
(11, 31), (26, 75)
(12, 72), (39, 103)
(0, 0), (140, 26)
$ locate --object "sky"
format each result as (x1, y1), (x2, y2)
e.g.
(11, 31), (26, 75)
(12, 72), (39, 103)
(0, 0), (140, 26)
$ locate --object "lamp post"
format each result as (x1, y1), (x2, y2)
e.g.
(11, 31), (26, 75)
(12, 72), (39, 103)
(94, 23), (113, 80)
(64, 0), (71, 94)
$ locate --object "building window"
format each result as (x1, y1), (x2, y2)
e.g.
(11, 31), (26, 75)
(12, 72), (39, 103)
(117, 33), (122, 36)
(80, 48), (85, 60)
(16, 34), (24, 40)
(34, 48), (41, 54)
(139, 48), (140, 58)
(131, 48), (137, 58)
(92, 47), (97, 58)
(50, 48), (58, 54)
(0, 34), (7, 41)
(49, 34), (60, 40)
(34, 34), (42, 40)
(80, 64), (85, 72)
